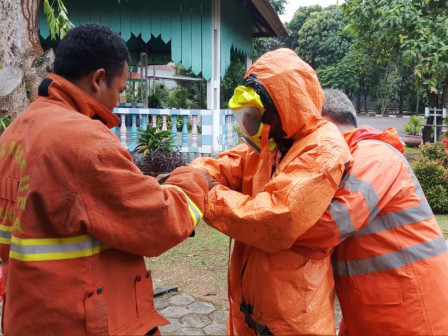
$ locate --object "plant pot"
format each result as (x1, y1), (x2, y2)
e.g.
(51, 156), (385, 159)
(403, 134), (422, 148)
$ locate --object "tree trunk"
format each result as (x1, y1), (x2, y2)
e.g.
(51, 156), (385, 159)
(0, 0), (54, 118)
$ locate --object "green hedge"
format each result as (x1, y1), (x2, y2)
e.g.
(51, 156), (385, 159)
(412, 142), (448, 213)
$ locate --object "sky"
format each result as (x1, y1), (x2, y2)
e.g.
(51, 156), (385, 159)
(279, 0), (345, 22)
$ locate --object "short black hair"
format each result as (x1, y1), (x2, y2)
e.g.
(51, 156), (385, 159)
(53, 23), (130, 86)
(321, 89), (358, 127)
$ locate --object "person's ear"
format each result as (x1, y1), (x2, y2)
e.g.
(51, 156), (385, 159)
(90, 69), (107, 92)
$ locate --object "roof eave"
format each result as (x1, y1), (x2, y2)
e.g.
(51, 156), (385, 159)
(250, 0), (289, 37)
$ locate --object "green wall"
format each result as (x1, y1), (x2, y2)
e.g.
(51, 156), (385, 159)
(39, 0), (252, 80)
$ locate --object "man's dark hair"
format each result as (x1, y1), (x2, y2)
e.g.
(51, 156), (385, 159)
(321, 89), (358, 127)
(53, 23), (130, 86)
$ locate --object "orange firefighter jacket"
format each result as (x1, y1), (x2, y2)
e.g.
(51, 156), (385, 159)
(191, 48), (352, 335)
(0, 74), (209, 335)
(308, 125), (448, 334)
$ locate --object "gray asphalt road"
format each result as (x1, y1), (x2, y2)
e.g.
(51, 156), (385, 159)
(357, 115), (409, 138)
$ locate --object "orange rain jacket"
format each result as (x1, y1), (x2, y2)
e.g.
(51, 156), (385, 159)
(0, 74), (209, 335)
(191, 48), (352, 335)
(307, 126), (448, 334)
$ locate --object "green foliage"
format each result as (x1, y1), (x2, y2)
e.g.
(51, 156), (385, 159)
(269, 0), (288, 15)
(282, 5), (323, 50)
(167, 88), (192, 109)
(297, 6), (351, 69)
(342, 0), (448, 102)
(125, 86), (140, 103)
(419, 141), (448, 165)
(134, 127), (175, 155)
(0, 117), (11, 135)
(413, 142), (448, 213)
(43, 0), (74, 40)
(221, 57), (246, 106)
(173, 64), (204, 108)
(316, 48), (359, 98)
(404, 115), (424, 135)
(148, 93), (162, 108)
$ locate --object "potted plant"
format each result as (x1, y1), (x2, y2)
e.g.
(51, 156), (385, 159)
(133, 126), (187, 177)
(403, 115), (424, 147)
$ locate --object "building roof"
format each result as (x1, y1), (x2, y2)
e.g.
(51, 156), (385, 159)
(249, 0), (289, 37)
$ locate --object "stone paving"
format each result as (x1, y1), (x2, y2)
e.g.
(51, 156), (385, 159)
(154, 291), (227, 335)
(154, 290), (344, 335)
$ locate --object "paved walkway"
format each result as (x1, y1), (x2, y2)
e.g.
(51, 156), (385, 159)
(155, 291), (227, 335)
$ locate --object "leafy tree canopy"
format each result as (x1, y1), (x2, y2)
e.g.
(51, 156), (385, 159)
(343, 0), (448, 93)
(297, 6), (351, 69)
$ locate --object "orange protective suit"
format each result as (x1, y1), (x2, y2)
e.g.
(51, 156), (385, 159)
(311, 126), (448, 334)
(0, 74), (209, 335)
(191, 48), (352, 335)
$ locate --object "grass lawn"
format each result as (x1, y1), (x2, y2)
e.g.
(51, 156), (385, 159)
(145, 224), (229, 309)
(435, 214), (448, 239)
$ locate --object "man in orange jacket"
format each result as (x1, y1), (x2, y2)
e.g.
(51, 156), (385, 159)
(318, 89), (448, 334)
(0, 23), (215, 335)
(191, 49), (352, 335)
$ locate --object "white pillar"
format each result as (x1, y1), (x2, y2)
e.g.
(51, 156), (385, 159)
(245, 55), (252, 72)
(207, 0), (221, 153)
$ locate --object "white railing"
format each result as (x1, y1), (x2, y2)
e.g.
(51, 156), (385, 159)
(113, 105), (239, 161)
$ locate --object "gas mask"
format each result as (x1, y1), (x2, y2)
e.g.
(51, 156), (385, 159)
(229, 86), (276, 152)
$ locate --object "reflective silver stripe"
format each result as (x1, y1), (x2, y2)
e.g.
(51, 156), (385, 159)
(331, 173), (380, 242)
(355, 203), (434, 237)
(329, 199), (355, 242)
(354, 140), (434, 237)
(334, 236), (448, 276)
(9, 234), (111, 261)
(0, 230), (11, 240)
(341, 174), (379, 213)
(10, 238), (100, 255)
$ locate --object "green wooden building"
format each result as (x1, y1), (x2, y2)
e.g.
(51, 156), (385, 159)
(38, 0), (287, 152)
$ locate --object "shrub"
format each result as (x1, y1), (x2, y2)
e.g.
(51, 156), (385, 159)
(412, 142), (448, 213)
(133, 151), (187, 177)
(419, 142), (448, 165)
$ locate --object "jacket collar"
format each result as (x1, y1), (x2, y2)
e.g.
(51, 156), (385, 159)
(344, 125), (405, 154)
(36, 73), (120, 128)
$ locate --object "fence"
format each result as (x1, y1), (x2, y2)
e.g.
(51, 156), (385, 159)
(113, 104), (239, 161)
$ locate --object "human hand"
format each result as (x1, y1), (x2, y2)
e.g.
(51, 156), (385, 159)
(199, 170), (219, 190)
(156, 173), (170, 184)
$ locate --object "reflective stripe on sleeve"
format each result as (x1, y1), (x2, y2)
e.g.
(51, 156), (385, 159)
(341, 174), (379, 213)
(329, 199), (355, 242)
(334, 236), (448, 276)
(10, 234), (111, 262)
(331, 173), (380, 242)
(353, 140), (434, 237)
(0, 224), (12, 244)
(161, 184), (203, 227)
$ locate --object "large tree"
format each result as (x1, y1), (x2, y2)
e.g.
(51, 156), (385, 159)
(296, 6), (351, 69)
(0, 0), (72, 117)
(0, 0), (54, 118)
(343, 0), (448, 108)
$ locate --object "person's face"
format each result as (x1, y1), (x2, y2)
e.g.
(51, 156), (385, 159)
(93, 62), (129, 111)
(261, 109), (285, 142)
